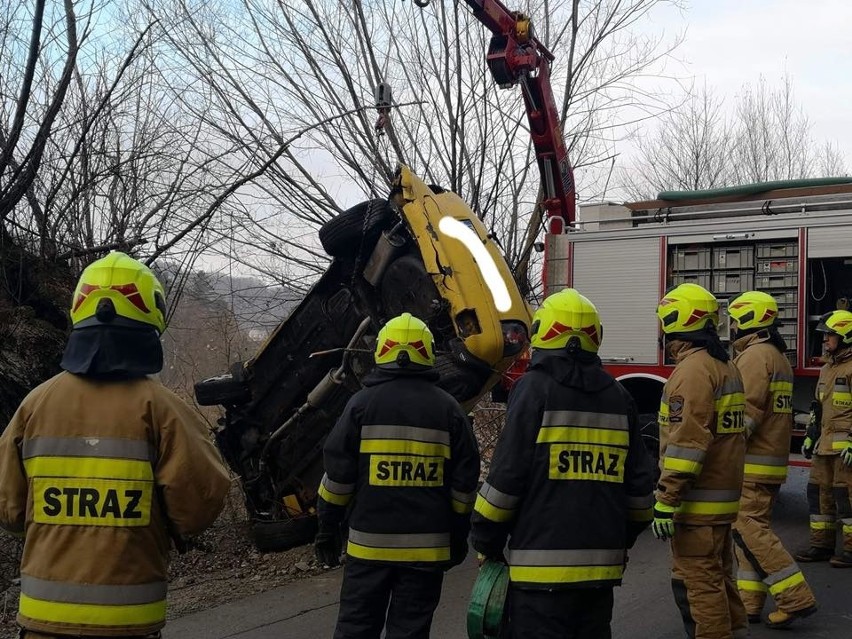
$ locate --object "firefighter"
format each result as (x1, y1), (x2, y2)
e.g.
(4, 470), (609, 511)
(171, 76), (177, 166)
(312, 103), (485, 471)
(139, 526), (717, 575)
(315, 312), (480, 639)
(470, 288), (655, 639)
(795, 309), (852, 568)
(0, 252), (231, 639)
(727, 291), (818, 629)
(653, 282), (748, 639)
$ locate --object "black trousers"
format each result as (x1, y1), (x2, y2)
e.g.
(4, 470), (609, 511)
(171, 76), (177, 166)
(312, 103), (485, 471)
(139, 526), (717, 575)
(506, 586), (614, 639)
(333, 560), (444, 639)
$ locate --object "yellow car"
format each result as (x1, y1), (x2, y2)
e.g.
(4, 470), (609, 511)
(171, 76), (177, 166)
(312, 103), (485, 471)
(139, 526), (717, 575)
(196, 165), (530, 550)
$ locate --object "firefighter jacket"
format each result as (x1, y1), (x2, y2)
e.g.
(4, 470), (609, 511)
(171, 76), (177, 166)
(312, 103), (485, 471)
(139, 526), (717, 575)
(815, 347), (852, 455)
(0, 372), (231, 637)
(469, 349), (655, 590)
(657, 340), (746, 525)
(732, 331), (794, 484)
(316, 367), (480, 568)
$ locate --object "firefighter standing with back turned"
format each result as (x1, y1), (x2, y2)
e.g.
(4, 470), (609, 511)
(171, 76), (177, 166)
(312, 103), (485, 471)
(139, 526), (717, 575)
(653, 283), (748, 639)
(727, 291), (818, 629)
(795, 309), (852, 567)
(470, 288), (655, 639)
(0, 252), (231, 639)
(314, 312), (480, 639)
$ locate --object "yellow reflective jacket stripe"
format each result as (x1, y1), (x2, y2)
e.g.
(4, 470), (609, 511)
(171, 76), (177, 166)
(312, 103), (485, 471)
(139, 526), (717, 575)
(359, 439), (450, 458)
(19, 575), (167, 627)
(451, 489), (476, 514)
(474, 482), (520, 523)
(662, 444), (705, 476)
(318, 474), (354, 505)
(536, 426), (629, 447)
(506, 548), (624, 584)
(346, 529), (450, 562)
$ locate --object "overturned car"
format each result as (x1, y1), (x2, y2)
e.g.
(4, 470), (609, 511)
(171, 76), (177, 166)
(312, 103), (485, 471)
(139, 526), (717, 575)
(195, 166), (531, 551)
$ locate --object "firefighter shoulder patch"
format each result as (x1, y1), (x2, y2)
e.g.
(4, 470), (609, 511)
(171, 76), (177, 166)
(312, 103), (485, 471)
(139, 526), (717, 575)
(668, 395), (684, 424)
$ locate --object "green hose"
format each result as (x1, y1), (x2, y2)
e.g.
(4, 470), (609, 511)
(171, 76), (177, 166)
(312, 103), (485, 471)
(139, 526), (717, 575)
(467, 560), (509, 639)
(658, 177), (852, 202)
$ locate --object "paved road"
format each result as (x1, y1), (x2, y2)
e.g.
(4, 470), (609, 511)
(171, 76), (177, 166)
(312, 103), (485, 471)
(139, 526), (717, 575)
(164, 468), (852, 638)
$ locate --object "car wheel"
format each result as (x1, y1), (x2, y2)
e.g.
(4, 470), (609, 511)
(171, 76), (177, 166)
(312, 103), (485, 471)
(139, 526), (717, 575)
(319, 199), (395, 257)
(434, 354), (489, 404)
(250, 516), (318, 553)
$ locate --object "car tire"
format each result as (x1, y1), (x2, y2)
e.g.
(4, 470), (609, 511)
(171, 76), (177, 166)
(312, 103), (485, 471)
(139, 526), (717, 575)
(319, 199), (395, 257)
(435, 354), (489, 404)
(250, 516), (318, 553)
(194, 372), (251, 406)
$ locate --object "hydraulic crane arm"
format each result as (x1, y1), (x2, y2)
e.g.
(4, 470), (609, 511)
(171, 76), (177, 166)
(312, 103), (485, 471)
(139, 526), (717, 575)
(412, 0), (575, 233)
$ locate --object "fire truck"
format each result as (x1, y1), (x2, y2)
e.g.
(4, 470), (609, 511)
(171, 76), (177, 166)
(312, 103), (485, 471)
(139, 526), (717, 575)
(544, 179), (852, 462)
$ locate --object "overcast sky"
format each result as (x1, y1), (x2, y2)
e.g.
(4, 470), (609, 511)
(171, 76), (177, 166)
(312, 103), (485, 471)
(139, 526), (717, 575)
(649, 0), (852, 167)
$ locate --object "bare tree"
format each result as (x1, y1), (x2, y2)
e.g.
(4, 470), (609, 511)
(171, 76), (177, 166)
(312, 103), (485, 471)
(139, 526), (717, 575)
(620, 85), (732, 199)
(138, 0), (684, 297)
(622, 74), (849, 199)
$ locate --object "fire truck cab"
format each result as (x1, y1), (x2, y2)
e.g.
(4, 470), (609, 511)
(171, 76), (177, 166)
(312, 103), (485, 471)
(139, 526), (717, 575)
(544, 179), (852, 462)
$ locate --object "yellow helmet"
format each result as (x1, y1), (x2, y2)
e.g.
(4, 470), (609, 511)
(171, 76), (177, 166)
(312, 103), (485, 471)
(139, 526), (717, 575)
(657, 283), (719, 335)
(530, 288), (602, 353)
(728, 291), (778, 330)
(70, 252), (167, 334)
(374, 312), (435, 368)
(816, 310), (852, 345)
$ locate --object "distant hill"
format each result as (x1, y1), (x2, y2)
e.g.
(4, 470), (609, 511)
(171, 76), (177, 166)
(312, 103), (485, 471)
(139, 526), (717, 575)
(207, 274), (301, 338)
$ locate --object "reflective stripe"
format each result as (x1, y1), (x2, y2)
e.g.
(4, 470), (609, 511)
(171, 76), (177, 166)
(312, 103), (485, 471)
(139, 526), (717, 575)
(680, 489), (740, 515)
(508, 548), (624, 566)
(360, 439), (450, 458)
(767, 570), (805, 596)
(718, 379), (745, 397)
(737, 580), (768, 593)
(19, 594), (166, 627)
(22, 437), (155, 462)
(831, 433), (850, 451)
(737, 568), (767, 592)
(508, 565), (623, 584)
(541, 410), (628, 429)
(21, 575), (166, 605)
(809, 514), (835, 530)
(321, 474), (355, 495)
(318, 474), (354, 506)
(474, 483), (521, 522)
(361, 425), (450, 446)
(764, 564), (800, 588)
(348, 529), (449, 548)
(24, 457), (153, 481)
(536, 426), (629, 447)
(347, 529), (450, 562)
(474, 495), (514, 522)
(23, 436), (155, 480)
(663, 445), (705, 475)
(745, 454), (787, 466)
(451, 489), (476, 514)
(744, 453), (788, 479)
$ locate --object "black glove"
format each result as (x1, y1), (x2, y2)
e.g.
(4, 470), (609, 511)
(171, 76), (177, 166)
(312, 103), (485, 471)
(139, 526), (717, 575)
(314, 521), (342, 567)
(450, 534), (469, 568)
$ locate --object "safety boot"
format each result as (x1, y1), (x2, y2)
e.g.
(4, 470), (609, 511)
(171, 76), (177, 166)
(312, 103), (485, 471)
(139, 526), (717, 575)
(829, 551), (852, 567)
(765, 604), (818, 629)
(793, 546), (833, 562)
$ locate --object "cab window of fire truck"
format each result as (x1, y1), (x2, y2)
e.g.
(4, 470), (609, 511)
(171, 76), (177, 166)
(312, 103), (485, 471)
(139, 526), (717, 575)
(806, 257), (852, 365)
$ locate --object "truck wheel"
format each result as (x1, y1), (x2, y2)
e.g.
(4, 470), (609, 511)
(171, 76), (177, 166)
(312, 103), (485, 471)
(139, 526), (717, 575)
(319, 200), (395, 257)
(194, 372), (251, 406)
(435, 355), (489, 404)
(250, 517), (318, 553)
